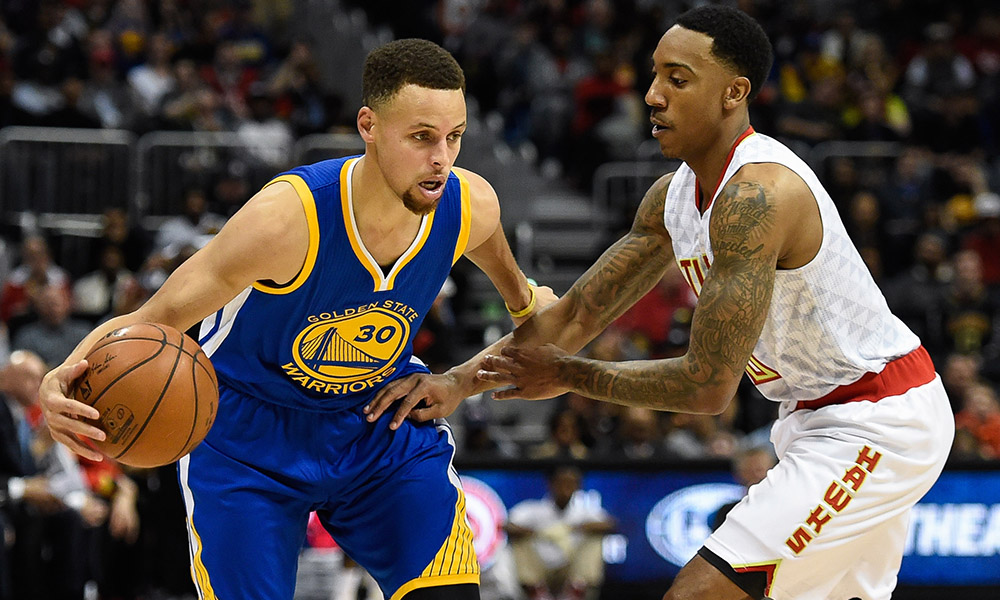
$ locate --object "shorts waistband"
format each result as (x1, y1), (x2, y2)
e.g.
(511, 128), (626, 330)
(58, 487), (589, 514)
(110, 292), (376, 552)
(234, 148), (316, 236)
(793, 345), (936, 412)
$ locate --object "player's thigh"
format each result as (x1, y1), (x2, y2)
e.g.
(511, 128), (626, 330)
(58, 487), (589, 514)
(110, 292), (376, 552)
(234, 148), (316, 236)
(179, 444), (313, 600)
(828, 511), (909, 600)
(321, 430), (478, 599)
(663, 554), (752, 600)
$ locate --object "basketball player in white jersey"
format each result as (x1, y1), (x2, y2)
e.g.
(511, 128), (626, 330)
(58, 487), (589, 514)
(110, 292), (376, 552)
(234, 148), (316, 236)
(365, 6), (955, 600)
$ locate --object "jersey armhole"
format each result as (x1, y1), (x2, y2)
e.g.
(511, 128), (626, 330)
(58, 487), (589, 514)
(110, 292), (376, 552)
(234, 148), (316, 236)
(252, 174), (320, 295)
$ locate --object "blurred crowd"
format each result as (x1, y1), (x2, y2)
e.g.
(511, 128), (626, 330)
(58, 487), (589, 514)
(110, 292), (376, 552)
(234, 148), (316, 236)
(1, 0), (1000, 598)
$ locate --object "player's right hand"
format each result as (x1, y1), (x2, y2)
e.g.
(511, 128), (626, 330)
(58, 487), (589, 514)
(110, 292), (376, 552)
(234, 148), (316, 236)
(364, 372), (467, 430)
(39, 360), (107, 462)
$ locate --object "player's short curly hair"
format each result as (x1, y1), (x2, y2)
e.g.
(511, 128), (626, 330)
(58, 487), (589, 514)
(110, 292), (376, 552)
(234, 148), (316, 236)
(675, 6), (773, 102)
(362, 38), (465, 110)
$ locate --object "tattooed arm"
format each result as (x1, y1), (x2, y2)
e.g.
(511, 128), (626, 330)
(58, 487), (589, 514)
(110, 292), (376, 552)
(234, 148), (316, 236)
(482, 164), (797, 414)
(363, 173), (676, 427)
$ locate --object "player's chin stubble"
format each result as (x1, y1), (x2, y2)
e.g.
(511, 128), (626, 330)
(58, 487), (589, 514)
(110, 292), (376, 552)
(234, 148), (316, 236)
(402, 190), (439, 216)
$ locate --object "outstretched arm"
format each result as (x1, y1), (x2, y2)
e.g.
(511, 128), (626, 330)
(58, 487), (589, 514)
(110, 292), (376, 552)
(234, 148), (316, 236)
(365, 172), (676, 426)
(482, 169), (786, 414)
(39, 181), (310, 459)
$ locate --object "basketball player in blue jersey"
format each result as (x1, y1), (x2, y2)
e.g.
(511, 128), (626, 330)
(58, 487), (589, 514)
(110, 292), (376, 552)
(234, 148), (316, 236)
(38, 38), (554, 600)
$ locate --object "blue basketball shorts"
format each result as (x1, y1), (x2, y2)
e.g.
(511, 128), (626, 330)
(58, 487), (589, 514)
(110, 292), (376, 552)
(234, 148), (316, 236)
(177, 383), (479, 600)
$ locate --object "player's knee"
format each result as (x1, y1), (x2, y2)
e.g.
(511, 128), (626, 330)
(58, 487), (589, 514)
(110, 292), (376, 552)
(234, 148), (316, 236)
(401, 583), (480, 600)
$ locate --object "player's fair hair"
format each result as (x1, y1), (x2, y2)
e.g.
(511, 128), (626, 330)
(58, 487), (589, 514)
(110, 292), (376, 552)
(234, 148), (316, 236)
(675, 6), (773, 101)
(362, 38), (466, 110)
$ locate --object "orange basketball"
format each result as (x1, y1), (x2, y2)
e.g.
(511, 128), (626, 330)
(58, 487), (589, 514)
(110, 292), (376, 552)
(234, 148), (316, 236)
(73, 323), (219, 468)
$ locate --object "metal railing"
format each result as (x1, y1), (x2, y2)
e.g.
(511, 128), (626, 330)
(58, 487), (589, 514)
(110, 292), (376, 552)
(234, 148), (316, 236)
(0, 126), (135, 216)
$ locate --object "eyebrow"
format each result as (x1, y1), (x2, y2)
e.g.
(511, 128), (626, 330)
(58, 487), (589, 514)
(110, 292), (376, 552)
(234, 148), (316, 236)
(657, 61), (696, 74)
(414, 121), (467, 130)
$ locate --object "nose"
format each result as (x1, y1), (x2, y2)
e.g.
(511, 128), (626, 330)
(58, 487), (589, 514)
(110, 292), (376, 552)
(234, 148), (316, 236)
(645, 82), (665, 109)
(430, 138), (449, 170)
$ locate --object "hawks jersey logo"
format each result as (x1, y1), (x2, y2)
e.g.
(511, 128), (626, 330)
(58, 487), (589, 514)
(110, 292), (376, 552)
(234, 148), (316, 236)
(283, 303), (418, 395)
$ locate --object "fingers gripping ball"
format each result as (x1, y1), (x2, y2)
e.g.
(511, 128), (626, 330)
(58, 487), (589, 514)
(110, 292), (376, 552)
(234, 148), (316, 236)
(73, 323), (219, 467)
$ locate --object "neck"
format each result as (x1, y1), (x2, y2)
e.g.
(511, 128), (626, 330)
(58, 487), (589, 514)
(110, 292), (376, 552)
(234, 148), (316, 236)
(686, 115), (752, 202)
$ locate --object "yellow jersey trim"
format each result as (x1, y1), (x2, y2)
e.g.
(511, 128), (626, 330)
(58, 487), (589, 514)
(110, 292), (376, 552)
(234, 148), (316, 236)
(341, 157), (435, 292)
(252, 174), (320, 295)
(452, 171), (472, 265)
(340, 158), (382, 290)
(187, 517), (218, 599)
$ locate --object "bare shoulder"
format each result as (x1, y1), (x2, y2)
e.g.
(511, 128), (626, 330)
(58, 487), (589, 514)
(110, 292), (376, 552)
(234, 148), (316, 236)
(453, 166), (501, 247)
(718, 163), (821, 265)
(212, 179), (310, 284)
(726, 163), (814, 214)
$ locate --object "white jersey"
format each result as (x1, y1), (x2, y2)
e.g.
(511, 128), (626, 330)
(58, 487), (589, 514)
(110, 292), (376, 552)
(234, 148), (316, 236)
(663, 129), (920, 403)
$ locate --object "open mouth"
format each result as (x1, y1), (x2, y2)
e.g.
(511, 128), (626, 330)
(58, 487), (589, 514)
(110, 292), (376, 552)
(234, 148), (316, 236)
(419, 180), (444, 191)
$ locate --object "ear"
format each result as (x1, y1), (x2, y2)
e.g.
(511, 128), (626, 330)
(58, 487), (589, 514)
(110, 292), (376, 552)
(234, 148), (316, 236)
(357, 106), (376, 143)
(723, 76), (752, 109)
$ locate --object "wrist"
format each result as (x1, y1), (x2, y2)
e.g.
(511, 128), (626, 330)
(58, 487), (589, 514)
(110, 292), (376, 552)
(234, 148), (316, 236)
(505, 284), (536, 318)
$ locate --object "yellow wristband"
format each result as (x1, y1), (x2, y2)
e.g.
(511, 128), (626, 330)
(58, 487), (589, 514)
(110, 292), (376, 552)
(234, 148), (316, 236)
(506, 285), (537, 318)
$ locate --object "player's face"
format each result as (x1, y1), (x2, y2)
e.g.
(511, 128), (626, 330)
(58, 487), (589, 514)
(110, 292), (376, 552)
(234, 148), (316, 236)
(645, 26), (735, 159)
(373, 85), (467, 215)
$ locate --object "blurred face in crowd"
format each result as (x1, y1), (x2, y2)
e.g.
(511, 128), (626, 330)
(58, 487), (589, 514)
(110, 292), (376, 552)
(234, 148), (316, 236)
(0, 351), (46, 408)
(549, 467), (582, 510)
(646, 25), (743, 161)
(22, 236), (51, 275)
(359, 84), (466, 215)
(35, 284), (71, 326)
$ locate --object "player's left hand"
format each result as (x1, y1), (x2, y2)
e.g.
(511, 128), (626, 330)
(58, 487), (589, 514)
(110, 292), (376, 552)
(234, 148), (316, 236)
(477, 344), (572, 400)
(364, 372), (467, 430)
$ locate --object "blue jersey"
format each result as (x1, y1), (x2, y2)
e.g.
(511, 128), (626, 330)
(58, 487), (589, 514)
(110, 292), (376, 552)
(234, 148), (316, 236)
(197, 156), (472, 411)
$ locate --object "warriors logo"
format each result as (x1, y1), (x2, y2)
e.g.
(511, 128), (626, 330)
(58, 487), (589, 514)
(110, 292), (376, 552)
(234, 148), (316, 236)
(284, 304), (414, 395)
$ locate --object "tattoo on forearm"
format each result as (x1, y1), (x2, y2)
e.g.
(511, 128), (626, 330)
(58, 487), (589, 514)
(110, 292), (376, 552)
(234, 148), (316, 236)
(567, 174), (673, 332)
(557, 179), (779, 413)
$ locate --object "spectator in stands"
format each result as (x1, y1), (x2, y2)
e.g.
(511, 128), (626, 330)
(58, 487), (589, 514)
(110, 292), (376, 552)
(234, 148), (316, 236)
(954, 381), (1000, 459)
(528, 407), (590, 460)
(126, 32), (176, 120)
(0, 235), (71, 328)
(212, 159), (251, 218)
(47, 77), (100, 128)
(201, 40), (258, 122)
(88, 208), (152, 274)
(883, 232), (950, 355)
(775, 73), (846, 145)
(236, 82), (293, 168)
(73, 245), (136, 324)
(12, 284), (91, 367)
(903, 22), (981, 154)
(937, 250), (1000, 376)
(159, 58), (209, 130)
(79, 37), (136, 130)
(608, 406), (674, 460)
(963, 189), (1000, 288)
(506, 465), (615, 600)
(265, 40), (331, 136)
(153, 187), (226, 260)
(0, 350), (88, 600)
(941, 352), (984, 413)
(610, 266), (696, 358)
